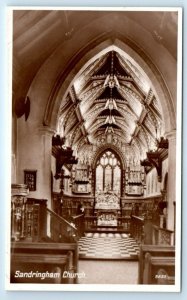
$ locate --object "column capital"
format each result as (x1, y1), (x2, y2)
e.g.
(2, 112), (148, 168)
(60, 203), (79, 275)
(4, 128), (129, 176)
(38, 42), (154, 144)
(165, 129), (176, 141)
(38, 125), (56, 136)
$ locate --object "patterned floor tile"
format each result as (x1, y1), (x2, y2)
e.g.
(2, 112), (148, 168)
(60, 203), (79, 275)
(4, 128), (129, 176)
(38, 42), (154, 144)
(79, 234), (139, 260)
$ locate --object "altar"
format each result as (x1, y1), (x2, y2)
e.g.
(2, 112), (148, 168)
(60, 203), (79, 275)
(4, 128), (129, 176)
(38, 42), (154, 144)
(95, 191), (120, 210)
(97, 211), (118, 226)
(95, 191), (121, 227)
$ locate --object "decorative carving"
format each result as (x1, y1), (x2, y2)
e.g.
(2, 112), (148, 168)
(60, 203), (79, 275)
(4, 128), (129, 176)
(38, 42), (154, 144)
(156, 137), (169, 149)
(95, 191), (120, 210)
(52, 134), (65, 146)
(14, 96), (30, 121)
(141, 158), (152, 174)
(125, 164), (144, 196)
(147, 151), (162, 182)
(56, 50), (164, 167)
(151, 96), (162, 118)
(53, 146), (78, 179)
(97, 211), (118, 226)
(11, 184), (29, 241)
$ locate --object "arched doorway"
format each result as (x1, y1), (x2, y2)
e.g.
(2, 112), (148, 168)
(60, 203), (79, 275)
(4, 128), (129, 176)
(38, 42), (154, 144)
(95, 150), (121, 196)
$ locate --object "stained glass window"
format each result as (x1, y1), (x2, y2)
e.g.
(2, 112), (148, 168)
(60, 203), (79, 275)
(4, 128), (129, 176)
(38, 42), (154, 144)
(96, 151), (121, 194)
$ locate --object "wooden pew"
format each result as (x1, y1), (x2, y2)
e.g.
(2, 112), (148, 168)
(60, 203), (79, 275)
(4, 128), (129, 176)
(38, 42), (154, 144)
(143, 253), (175, 284)
(11, 242), (78, 284)
(138, 244), (175, 284)
(11, 253), (67, 283)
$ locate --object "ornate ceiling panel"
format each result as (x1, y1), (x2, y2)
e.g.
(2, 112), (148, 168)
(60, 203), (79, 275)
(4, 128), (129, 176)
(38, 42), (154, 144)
(58, 49), (164, 160)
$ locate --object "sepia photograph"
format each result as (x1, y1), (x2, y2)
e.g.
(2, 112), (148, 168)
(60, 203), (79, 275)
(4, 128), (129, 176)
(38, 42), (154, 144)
(7, 7), (182, 292)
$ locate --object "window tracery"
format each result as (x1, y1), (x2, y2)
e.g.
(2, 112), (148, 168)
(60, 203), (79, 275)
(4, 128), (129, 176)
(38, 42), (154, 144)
(96, 151), (121, 194)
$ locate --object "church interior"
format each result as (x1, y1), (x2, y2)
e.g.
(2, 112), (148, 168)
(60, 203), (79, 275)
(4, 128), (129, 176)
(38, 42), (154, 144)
(10, 9), (179, 285)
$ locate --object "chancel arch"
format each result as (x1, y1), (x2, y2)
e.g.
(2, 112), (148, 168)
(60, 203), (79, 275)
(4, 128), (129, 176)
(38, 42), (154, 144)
(41, 36), (176, 135)
(10, 10), (180, 285)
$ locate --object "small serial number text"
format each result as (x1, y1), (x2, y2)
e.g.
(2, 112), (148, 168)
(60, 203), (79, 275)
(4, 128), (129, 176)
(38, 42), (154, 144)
(155, 274), (167, 279)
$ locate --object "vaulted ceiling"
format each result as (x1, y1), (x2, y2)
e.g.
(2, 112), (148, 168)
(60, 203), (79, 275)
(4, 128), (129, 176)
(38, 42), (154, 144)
(58, 48), (163, 159)
(12, 9), (178, 162)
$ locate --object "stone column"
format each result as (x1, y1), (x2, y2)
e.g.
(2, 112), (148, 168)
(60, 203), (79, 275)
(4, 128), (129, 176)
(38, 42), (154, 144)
(166, 130), (176, 235)
(17, 119), (55, 201)
(39, 126), (55, 237)
(38, 126), (55, 209)
(121, 169), (126, 197)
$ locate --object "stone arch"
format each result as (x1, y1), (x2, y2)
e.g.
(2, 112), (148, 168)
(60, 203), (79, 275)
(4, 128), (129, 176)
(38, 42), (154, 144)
(42, 33), (176, 135)
(91, 144), (126, 170)
(91, 144), (126, 197)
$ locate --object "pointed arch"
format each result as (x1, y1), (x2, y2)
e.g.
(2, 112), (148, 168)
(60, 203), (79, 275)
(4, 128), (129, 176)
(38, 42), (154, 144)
(91, 143), (126, 170)
(42, 35), (175, 135)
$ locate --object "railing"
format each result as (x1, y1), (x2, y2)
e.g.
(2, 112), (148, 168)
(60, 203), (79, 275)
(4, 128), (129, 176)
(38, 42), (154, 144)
(47, 208), (78, 242)
(121, 195), (162, 219)
(84, 216), (131, 232)
(130, 215), (144, 243)
(62, 193), (95, 216)
(117, 216), (131, 232)
(72, 213), (85, 237)
(152, 225), (174, 246)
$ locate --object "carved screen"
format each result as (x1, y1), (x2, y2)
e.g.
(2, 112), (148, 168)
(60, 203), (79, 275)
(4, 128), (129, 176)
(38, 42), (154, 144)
(95, 150), (121, 194)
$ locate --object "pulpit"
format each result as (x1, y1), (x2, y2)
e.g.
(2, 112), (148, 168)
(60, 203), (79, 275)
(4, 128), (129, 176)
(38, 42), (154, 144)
(11, 184), (47, 242)
(11, 184), (29, 241)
